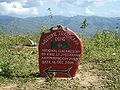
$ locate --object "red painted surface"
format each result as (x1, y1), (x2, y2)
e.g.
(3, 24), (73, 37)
(39, 25), (83, 78)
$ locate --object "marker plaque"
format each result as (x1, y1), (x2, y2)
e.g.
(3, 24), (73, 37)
(39, 25), (83, 77)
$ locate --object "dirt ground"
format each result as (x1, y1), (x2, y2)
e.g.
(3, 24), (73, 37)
(0, 63), (106, 90)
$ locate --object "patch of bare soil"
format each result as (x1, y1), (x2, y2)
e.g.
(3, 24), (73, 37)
(75, 63), (105, 88)
(0, 63), (106, 90)
(0, 84), (17, 90)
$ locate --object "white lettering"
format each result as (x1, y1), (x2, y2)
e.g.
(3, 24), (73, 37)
(55, 37), (65, 41)
(42, 31), (79, 45)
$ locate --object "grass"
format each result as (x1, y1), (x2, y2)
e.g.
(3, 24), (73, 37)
(0, 29), (120, 90)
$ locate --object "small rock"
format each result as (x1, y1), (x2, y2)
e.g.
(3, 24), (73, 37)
(0, 69), (2, 73)
(112, 53), (116, 55)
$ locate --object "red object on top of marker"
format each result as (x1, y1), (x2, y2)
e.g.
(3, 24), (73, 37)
(39, 25), (83, 78)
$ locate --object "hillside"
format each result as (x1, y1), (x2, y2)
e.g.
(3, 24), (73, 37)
(0, 15), (120, 36)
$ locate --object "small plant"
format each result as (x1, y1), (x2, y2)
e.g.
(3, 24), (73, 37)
(47, 8), (53, 19)
(80, 18), (89, 30)
(45, 73), (56, 82)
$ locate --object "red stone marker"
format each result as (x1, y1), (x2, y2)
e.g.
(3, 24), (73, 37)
(39, 25), (83, 78)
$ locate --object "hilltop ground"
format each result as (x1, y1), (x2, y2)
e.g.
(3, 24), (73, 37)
(0, 29), (120, 90)
(0, 45), (105, 90)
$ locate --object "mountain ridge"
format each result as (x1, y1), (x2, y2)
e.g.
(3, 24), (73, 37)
(0, 15), (120, 36)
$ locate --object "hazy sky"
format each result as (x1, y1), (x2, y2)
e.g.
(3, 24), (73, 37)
(0, 0), (120, 17)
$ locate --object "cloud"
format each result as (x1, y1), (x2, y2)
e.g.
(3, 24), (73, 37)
(50, 0), (61, 4)
(52, 0), (118, 16)
(92, 0), (118, 6)
(0, 0), (44, 7)
(85, 7), (95, 15)
(23, 0), (44, 8)
(108, 9), (120, 17)
(53, 0), (118, 8)
(59, 10), (80, 17)
(0, 0), (118, 8)
(68, 11), (80, 16)
(0, 0), (26, 3)
(0, 0), (45, 15)
(0, 0), (118, 16)
(0, 2), (38, 15)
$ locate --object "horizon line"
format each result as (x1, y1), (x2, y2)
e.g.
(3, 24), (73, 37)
(0, 15), (120, 19)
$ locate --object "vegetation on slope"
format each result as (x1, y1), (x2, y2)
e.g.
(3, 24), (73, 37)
(0, 15), (120, 36)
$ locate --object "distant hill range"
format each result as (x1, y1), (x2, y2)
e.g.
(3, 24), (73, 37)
(0, 15), (120, 36)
